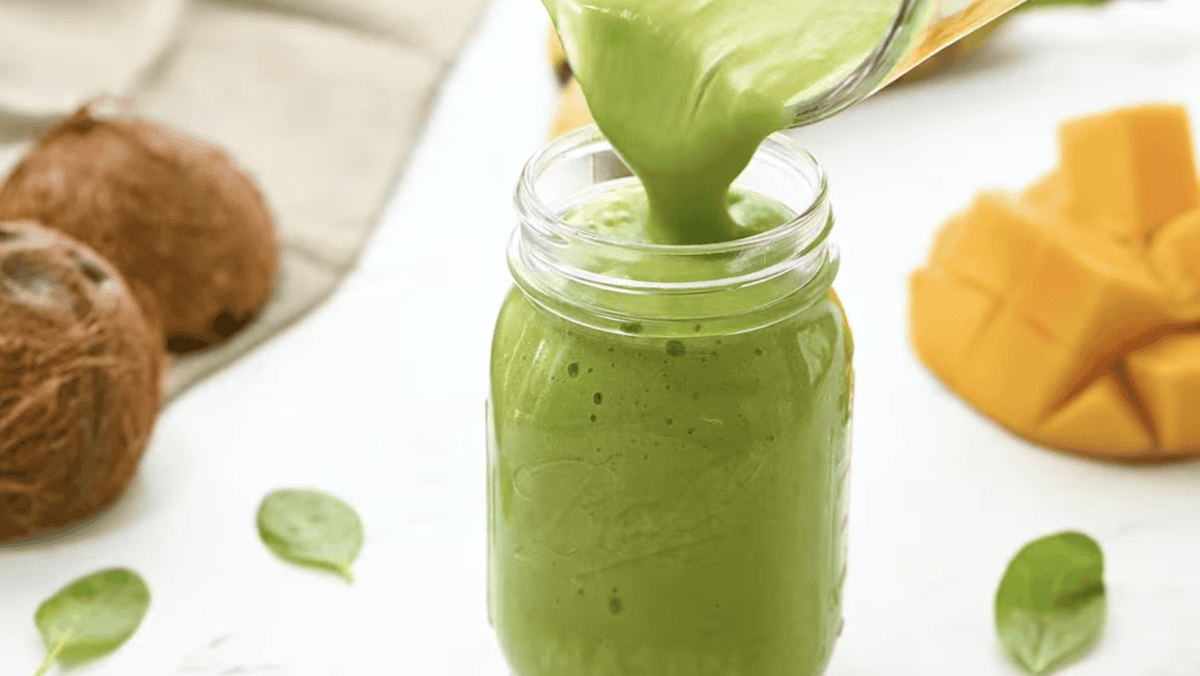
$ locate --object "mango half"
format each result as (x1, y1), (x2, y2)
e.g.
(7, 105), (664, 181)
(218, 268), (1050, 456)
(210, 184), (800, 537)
(910, 104), (1200, 462)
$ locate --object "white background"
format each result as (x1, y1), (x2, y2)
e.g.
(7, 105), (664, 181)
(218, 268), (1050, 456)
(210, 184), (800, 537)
(3, 0), (1200, 673)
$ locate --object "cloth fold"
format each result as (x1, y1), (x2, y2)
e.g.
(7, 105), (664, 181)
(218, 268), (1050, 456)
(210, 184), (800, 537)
(0, 0), (490, 402)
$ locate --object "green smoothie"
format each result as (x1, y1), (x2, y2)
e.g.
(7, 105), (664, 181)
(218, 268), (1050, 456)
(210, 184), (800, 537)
(490, 0), (883, 670)
(489, 183), (854, 674)
(545, 0), (902, 244)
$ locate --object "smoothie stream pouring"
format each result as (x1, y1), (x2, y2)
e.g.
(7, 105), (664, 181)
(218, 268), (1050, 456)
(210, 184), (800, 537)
(545, 0), (1028, 245)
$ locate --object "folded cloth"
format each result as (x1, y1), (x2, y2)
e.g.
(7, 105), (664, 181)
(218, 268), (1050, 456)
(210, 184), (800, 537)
(227, 0), (489, 63)
(0, 0), (185, 117)
(0, 0), (489, 402)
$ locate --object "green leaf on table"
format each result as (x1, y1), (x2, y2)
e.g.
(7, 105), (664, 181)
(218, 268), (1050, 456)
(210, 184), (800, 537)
(995, 531), (1107, 675)
(257, 488), (364, 583)
(32, 568), (151, 676)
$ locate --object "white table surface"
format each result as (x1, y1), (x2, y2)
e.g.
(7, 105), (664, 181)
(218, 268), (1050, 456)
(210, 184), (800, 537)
(4, 0), (1200, 673)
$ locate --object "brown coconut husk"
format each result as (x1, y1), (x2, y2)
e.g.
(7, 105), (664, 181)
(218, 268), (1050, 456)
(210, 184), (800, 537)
(0, 105), (280, 354)
(0, 220), (162, 542)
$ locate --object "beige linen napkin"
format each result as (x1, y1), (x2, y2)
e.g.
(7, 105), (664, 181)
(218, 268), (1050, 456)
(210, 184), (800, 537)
(0, 0), (185, 117)
(0, 0), (489, 403)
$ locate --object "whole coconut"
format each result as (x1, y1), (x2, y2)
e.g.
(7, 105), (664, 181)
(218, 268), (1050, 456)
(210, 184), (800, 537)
(0, 106), (280, 353)
(0, 220), (162, 542)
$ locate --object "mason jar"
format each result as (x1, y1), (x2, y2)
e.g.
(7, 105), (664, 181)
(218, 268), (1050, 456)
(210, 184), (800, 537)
(487, 126), (853, 675)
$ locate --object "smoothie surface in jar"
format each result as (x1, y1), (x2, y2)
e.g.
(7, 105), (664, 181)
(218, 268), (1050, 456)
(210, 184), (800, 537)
(545, 0), (902, 244)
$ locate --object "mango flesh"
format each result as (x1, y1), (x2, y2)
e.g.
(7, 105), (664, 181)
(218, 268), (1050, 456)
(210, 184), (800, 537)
(1126, 333), (1200, 455)
(911, 104), (1200, 462)
(1037, 372), (1153, 458)
(1149, 209), (1200, 300)
(1060, 104), (1199, 241)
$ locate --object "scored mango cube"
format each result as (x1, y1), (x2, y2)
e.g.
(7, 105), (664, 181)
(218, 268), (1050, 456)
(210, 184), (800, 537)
(1149, 208), (1200, 300)
(909, 268), (997, 383)
(936, 191), (1048, 294)
(1022, 171), (1068, 211)
(928, 214), (968, 266)
(1125, 333), (1200, 455)
(1005, 227), (1167, 393)
(1037, 373), (1152, 457)
(954, 306), (1064, 429)
(1059, 103), (1200, 240)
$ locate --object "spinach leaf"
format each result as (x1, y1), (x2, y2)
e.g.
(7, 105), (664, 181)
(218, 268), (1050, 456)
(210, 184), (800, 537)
(995, 531), (1106, 675)
(33, 568), (151, 675)
(257, 488), (363, 583)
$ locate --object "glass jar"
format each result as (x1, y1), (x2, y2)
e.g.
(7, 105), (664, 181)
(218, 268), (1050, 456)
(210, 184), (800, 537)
(487, 126), (854, 675)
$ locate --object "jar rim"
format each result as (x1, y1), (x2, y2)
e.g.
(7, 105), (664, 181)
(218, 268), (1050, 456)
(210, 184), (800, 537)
(514, 125), (830, 259)
(508, 125), (838, 335)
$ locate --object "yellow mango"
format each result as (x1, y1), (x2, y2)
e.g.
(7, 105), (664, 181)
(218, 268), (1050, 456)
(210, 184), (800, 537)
(928, 214), (968, 266)
(1022, 170), (1068, 211)
(1007, 220), (1166, 352)
(1148, 208), (1200, 300)
(953, 306), (1066, 427)
(921, 192), (1168, 428)
(1125, 333), (1200, 455)
(908, 267), (997, 383)
(911, 103), (1200, 462)
(1036, 373), (1152, 457)
(1059, 103), (1199, 240)
(934, 191), (1049, 294)
(1000, 231), (1166, 424)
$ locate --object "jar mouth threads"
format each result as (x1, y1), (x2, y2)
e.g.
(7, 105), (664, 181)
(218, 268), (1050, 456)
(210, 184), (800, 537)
(509, 126), (838, 335)
(515, 125), (830, 258)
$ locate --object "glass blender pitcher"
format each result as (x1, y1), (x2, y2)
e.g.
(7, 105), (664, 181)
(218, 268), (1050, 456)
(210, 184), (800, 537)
(790, 0), (1032, 125)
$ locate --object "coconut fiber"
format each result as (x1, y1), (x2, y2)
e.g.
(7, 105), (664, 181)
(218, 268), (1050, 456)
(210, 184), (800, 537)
(0, 220), (162, 542)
